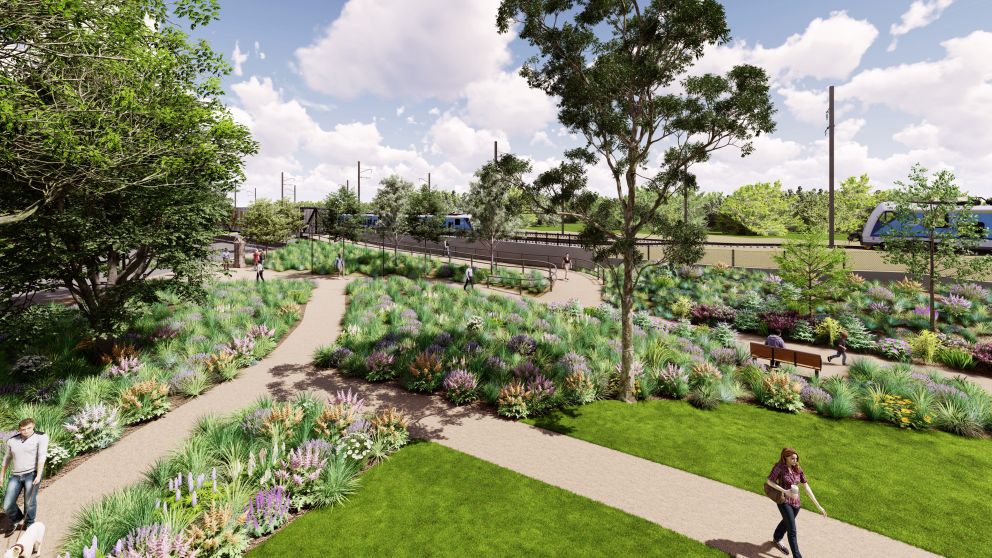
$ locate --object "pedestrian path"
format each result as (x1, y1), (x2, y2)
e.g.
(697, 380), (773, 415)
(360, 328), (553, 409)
(39, 271), (940, 558)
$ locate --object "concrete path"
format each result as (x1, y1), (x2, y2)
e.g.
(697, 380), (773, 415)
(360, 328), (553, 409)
(37, 270), (943, 558)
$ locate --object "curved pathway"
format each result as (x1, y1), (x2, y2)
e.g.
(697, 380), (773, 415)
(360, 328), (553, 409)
(40, 270), (941, 558)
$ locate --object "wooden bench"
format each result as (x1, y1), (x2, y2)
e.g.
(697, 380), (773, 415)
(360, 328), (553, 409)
(749, 342), (822, 378)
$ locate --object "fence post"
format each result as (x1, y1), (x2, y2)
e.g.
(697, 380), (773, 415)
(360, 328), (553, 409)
(648, 244), (651, 261)
(732, 249), (736, 268)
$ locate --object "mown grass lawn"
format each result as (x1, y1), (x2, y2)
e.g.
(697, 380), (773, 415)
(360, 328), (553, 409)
(248, 441), (724, 558)
(526, 399), (990, 558)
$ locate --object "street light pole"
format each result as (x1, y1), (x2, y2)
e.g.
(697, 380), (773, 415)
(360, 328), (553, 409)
(357, 161), (361, 206)
(828, 85), (835, 247)
(281, 171), (284, 201)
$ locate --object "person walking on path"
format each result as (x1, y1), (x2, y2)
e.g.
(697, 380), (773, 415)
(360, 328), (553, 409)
(826, 332), (848, 366)
(444, 240), (451, 259)
(335, 253), (346, 278)
(765, 447), (827, 557)
(562, 253), (572, 280)
(463, 266), (474, 290)
(2, 418), (48, 531)
(221, 248), (231, 271)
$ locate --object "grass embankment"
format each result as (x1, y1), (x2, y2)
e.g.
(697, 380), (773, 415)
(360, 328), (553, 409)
(527, 399), (990, 558)
(249, 442), (724, 558)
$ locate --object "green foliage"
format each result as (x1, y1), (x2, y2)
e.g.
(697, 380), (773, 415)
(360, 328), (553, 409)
(321, 186), (363, 242)
(500, 0), (776, 403)
(908, 330), (942, 364)
(754, 371), (804, 413)
(835, 174), (883, 236)
(718, 181), (792, 236)
(773, 228), (848, 316)
(653, 216), (707, 267)
(881, 164), (992, 329)
(243, 199), (302, 248)
(372, 175), (416, 252)
(784, 186), (827, 232)
(815, 317), (845, 346)
(465, 155), (531, 271)
(0, 0), (257, 328)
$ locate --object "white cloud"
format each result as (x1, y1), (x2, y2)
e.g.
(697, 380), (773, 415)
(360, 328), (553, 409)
(462, 70), (558, 137)
(396, 105), (405, 116)
(695, 11), (877, 84)
(231, 41), (248, 77)
(530, 131), (554, 147)
(888, 0), (955, 51)
(892, 121), (940, 150)
(229, 76), (433, 201)
(295, 0), (511, 101)
(427, 114), (509, 172)
(406, 115), (417, 124)
(428, 107), (440, 116)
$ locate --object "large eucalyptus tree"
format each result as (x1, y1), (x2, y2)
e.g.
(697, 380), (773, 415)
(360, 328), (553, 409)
(497, 0), (776, 401)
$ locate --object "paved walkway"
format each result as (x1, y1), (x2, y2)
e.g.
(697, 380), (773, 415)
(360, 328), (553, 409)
(36, 270), (944, 558)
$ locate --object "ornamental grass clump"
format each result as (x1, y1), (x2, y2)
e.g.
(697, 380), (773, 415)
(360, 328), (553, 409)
(262, 403), (304, 439)
(973, 343), (992, 367)
(244, 486), (291, 537)
(364, 351), (396, 381)
(709, 347), (737, 367)
(757, 372), (804, 413)
(442, 370), (478, 405)
(274, 440), (329, 509)
(909, 330), (942, 364)
(940, 294), (972, 317)
(562, 371), (597, 405)
(526, 375), (556, 415)
(65, 403), (123, 453)
(204, 351), (237, 381)
(106, 523), (197, 558)
(406, 351), (444, 392)
(119, 380), (171, 425)
(877, 338), (912, 362)
(507, 334), (537, 356)
(657, 363), (690, 400)
(950, 282), (989, 301)
(168, 369), (209, 397)
(497, 381), (529, 419)
(185, 502), (249, 558)
(103, 355), (141, 379)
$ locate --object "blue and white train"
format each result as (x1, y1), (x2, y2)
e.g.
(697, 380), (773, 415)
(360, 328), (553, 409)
(860, 202), (992, 251)
(339, 213), (474, 232)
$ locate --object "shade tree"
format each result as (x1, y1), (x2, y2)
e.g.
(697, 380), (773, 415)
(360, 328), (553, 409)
(499, 0), (776, 402)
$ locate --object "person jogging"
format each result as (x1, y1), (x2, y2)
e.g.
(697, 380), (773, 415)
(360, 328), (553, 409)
(2, 418), (48, 531)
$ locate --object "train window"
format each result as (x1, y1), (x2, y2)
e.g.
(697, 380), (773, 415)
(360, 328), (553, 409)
(878, 211), (895, 225)
(454, 218), (461, 225)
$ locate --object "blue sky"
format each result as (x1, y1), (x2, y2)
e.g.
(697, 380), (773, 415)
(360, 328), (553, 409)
(196, 0), (992, 203)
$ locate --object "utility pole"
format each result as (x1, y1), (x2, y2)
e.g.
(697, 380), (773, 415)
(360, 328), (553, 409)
(828, 85), (835, 247)
(281, 171), (284, 201)
(428, 172), (431, 192)
(357, 161), (361, 206)
(494, 140), (497, 164)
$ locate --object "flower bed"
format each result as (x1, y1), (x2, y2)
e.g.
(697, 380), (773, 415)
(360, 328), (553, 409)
(316, 276), (991, 438)
(58, 390), (409, 557)
(0, 280), (313, 476)
(606, 264), (992, 370)
(266, 240), (550, 294)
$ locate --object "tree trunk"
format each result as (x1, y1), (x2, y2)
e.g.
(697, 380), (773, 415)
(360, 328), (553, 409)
(490, 239), (496, 273)
(107, 249), (119, 286)
(620, 249), (637, 403)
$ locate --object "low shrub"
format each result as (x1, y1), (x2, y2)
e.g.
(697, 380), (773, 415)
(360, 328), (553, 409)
(443, 370), (479, 405)
(64, 403), (123, 453)
(119, 380), (171, 425)
(756, 372), (804, 413)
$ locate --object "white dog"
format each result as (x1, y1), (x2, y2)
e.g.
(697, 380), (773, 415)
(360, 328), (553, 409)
(3, 522), (45, 558)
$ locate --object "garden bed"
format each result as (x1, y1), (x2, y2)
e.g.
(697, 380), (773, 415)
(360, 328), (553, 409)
(267, 239), (551, 294)
(317, 276), (992, 440)
(59, 390), (410, 557)
(606, 264), (992, 372)
(526, 398), (990, 558)
(248, 441), (723, 557)
(0, 279), (313, 479)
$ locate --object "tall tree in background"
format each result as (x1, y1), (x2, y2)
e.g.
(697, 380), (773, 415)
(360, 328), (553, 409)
(0, 0), (256, 329)
(881, 164), (992, 330)
(243, 199), (302, 248)
(322, 186), (363, 243)
(465, 155), (531, 272)
(500, 0), (775, 402)
(372, 175), (415, 259)
(773, 229), (848, 317)
(836, 174), (882, 238)
(406, 184), (452, 251)
(785, 187), (828, 233)
(718, 181), (791, 236)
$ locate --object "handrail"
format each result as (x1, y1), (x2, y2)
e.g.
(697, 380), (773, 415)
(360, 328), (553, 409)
(315, 235), (559, 293)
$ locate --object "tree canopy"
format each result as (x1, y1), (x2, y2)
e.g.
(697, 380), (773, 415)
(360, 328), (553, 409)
(0, 0), (256, 328)
(243, 199), (302, 248)
(465, 154), (531, 272)
(500, 0), (776, 401)
(372, 175), (415, 256)
(773, 229), (848, 317)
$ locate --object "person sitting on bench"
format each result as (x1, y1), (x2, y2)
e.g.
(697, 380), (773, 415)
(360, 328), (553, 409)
(764, 330), (786, 367)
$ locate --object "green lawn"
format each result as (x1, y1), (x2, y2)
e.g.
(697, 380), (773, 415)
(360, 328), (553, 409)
(249, 442), (724, 558)
(526, 400), (990, 558)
